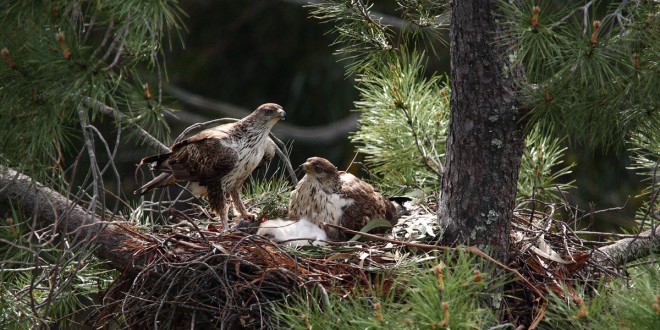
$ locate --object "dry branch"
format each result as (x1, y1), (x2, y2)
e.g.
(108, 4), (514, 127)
(594, 224), (660, 266)
(166, 84), (359, 145)
(0, 167), (149, 274)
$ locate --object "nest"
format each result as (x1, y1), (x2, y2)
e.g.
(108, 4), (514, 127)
(98, 221), (403, 329)
(97, 198), (626, 329)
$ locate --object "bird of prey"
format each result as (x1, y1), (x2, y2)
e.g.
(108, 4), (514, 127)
(256, 218), (328, 247)
(136, 103), (286, 224)
(288, 157), (398, 240)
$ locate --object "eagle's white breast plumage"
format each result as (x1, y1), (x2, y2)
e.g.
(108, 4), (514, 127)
(290, 174), (354, 226)
(288, 157), (398, 240)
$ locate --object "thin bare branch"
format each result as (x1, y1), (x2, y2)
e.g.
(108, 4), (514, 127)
(165, 84), (358, 145)
(83, 97), (170, 152)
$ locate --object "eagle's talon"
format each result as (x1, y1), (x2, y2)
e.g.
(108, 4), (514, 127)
(234, 219), (258, 234)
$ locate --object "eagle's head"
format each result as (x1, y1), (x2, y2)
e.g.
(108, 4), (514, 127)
(251, 103), (286, 128)
(301, 157), (340, 192)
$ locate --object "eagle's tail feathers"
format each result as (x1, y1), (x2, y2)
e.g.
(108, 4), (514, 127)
(134, 172), (176, 195)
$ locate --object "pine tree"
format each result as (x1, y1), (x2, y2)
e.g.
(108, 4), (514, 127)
(0, 1), (183, 327)
(309, 0), (658, 261)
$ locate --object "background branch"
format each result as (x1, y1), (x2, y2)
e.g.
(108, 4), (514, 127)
(83, 97), (170, 153)
(165, 84), (358, 145)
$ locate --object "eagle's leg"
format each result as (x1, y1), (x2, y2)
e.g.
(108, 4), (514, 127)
(207, 183), (230, 228)
(230, 189), (253, 220)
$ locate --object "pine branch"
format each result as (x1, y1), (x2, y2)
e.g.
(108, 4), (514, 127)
(283, 0), (416, 30)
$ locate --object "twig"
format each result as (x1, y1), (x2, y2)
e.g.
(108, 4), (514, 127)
(396, 100), (443, 176)
(98, 22), (129, 70)
(576, 201), (628, 222)
(572, 230), (642, 238)
(76, 105), (105, 217)
(323, 223), (545, 300)
(101, 24), (129, 71)
(89, 21), (115, 62)
(268, 134), (299, 185)
(83, 97), (170, 152)
(529, 300), (547, 330)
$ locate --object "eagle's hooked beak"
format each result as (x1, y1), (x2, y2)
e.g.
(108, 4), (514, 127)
(302, 162), (312, 174)
(278, 109), (286, 121)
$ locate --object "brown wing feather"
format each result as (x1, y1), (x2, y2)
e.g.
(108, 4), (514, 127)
(162, 137), (238, 184)
(338, 172), (397, 235)
(137, 128), (238, 194)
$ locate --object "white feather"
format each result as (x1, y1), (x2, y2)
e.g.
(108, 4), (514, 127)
(189, 182), (208, 197)
(257, 218), (328, 247)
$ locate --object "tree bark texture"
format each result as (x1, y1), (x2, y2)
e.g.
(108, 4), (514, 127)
(438, 0), (526, 261)
(0, 168), (148, 275)
(594, 225), (660, 266)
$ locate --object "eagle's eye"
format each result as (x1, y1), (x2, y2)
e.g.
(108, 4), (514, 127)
(313, 166), (323, 174)
(265, 109), (275, 115)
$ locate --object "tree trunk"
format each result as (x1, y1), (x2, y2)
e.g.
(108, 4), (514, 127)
(438, 0), (526, 261)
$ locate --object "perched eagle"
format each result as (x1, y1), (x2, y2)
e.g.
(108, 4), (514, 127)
(288, 157), (398, 240)
(136, 103), (286, 224)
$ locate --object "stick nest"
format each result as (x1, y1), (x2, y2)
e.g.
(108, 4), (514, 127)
(97, 202), (626, 329)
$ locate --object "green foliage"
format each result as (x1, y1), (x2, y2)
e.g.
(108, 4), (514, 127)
(627, 123), (660, 231)
(350, 50), (448, 193)
(270, 251), (504, 329)
(0, 210), (117, 329)
(499, 0), (659, 149)
(1, 2), (182, 327)
(350, 49), (573, 202)
(315, 1), (577, 202)
(0, 0), (184, 180)
(540, 264), (660, 330)
(244, 158), (296, 220)
(308, 0), (394, 75)
(517, 127), (575, 203)
(308, 0), (448, 75)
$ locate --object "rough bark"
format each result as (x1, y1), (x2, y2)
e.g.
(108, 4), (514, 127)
(595, 225), (660, 266)
(0, 168), (147, 275)
(438, 0), (526, 261)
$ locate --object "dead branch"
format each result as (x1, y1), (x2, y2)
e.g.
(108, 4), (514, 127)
(82, 97), (170, 153)
(0, 167), (149, 274)
(594, 224), (660, 266)
(165, 84), (359, 145)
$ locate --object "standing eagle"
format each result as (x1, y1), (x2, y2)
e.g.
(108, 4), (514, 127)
(288, 157), (398, 240)
(136, 103), (286, 224)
